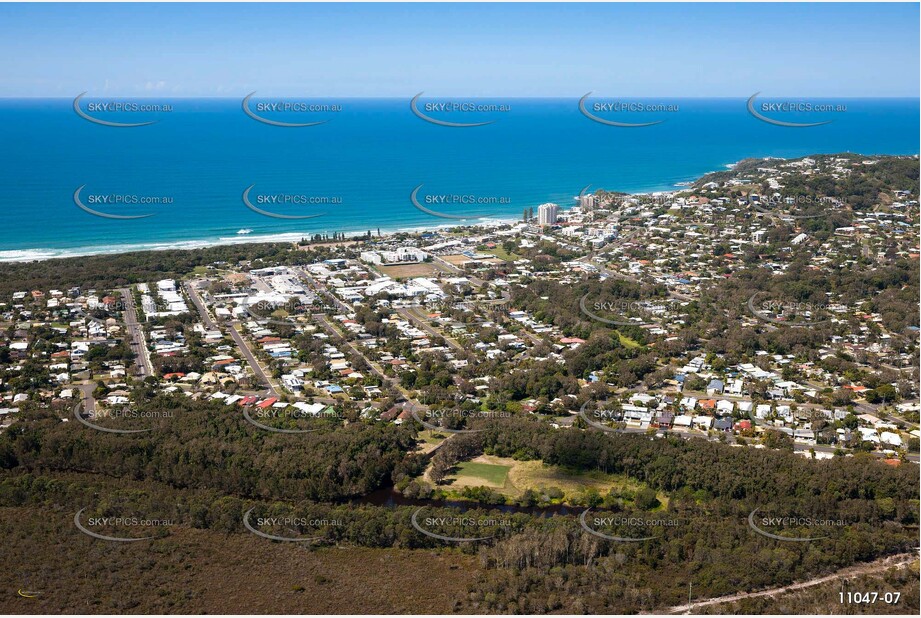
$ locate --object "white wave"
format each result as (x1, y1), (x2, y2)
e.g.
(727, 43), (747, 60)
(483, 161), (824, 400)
(0, 216), (522, 263)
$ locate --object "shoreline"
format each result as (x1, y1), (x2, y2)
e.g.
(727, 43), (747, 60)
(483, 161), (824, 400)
(0, 216), (523, 264)
(0, 177), (710, 264)
(3, 151), (894, 264)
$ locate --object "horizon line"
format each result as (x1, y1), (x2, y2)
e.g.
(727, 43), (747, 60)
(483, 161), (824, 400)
(3, 95), (919, 101)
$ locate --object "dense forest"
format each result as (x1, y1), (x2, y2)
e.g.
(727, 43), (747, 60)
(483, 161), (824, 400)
(0, 396), (417, 502)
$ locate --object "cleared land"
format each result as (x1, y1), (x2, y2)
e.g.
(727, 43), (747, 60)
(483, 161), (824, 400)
(440, 254), (473, 266)
(443, 454), (668, 505)
(413, 429), (450, 455)
(376, 262), (443, 278)
(454, 461), (511, 486)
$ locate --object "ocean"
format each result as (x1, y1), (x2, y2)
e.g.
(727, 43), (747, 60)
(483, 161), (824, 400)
(0, 97), (917, 261)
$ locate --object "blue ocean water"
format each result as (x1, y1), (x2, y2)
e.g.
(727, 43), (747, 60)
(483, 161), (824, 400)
(0, 97), (917, 261)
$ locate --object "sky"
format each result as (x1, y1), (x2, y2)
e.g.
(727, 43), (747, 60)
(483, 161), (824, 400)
(0, 2), (918, 98)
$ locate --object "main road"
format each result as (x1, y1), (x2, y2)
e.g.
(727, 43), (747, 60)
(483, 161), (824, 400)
(185, 280), (277, 396)
(118, 287), (152, 378)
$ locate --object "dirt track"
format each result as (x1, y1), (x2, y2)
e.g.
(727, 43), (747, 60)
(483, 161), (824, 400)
(662, 553), (917, 614)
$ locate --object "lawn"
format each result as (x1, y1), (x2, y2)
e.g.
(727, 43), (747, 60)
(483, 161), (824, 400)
(440, 455), (669, 507)
(413, 429), (450, 455)
(482, 246), (519, 261)
(454, 461), (511, 486)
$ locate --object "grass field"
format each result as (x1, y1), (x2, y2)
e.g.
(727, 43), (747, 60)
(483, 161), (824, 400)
(441, 455), (668, 507)
(454, 461), (511, 486)
(482, 246), (519, 261)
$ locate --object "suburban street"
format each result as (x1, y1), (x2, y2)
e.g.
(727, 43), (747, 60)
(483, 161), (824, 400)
(228, 323), (278, 397)
(118, 287), (152, 378)
(313, 312), (425, 410)
(396, 306), (466, 353)
(184, 281), (217, 329)
(185, 279), (277, 396)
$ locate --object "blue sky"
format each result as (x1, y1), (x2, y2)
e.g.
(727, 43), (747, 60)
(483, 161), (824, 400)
(0, 2), (918, 97)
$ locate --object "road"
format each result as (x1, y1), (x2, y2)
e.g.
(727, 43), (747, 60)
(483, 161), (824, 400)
(313, 312), (425, 410)
(184, 281), (217, 329)
(587, 256), (695, 302)
(396, 307), (466, 353)
(662, 553), (917, 614)
(294, 266), (432, 408)
(77, 383), (96, 415)
(513, 321), (548, 347)
(185, 280), (277, 396)
(295, 266), (351, 313)
(228, 324), (278, 397)
(118, 287), (152, 378)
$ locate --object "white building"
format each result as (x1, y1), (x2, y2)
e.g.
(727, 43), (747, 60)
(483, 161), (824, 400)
(361, 247), (426, 265)
(538, 202), (559, 226)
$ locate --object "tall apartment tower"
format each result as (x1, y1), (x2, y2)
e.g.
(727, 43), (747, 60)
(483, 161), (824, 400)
(537, 202), (559, 226)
